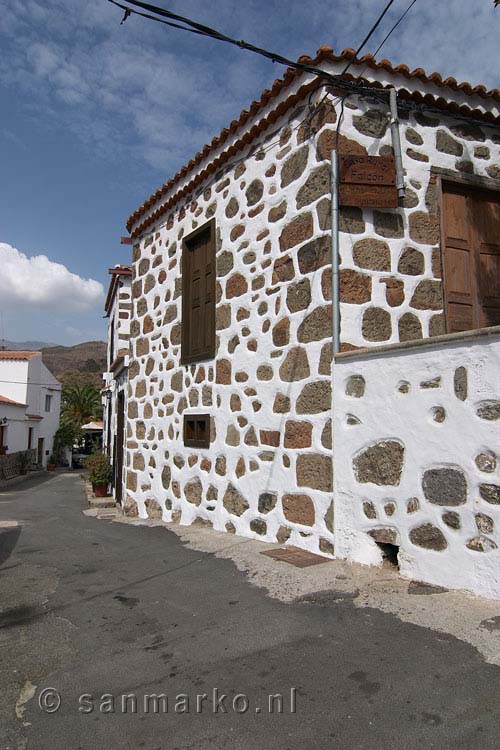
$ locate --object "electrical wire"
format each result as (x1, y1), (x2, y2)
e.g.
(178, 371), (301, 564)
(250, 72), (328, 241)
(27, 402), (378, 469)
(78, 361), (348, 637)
(106, 0), (400, 97)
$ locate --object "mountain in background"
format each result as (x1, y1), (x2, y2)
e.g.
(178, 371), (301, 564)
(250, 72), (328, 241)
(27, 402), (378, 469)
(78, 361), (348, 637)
(0, 339), (57, 350)
(41, 341), (107, 388)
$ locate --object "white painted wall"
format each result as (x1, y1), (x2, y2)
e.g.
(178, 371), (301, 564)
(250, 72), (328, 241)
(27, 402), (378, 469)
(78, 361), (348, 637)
(0, 402), (28, 454)
(0, 354), (61, 465)
(334, 330), (500, 599)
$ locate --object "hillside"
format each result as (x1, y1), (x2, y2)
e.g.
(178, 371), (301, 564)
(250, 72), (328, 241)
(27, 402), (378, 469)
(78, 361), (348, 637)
(1, 339), (57, 350)
(41, 341), (107, 388)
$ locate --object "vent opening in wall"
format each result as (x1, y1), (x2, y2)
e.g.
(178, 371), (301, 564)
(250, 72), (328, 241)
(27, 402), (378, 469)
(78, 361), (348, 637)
(183, 414), (210, 448)
(376, 542), (399, 568)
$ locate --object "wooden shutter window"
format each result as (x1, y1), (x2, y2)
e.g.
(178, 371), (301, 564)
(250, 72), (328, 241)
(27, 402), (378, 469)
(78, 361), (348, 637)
(442, 184), (500, 333)
(181, 219), (216, 364)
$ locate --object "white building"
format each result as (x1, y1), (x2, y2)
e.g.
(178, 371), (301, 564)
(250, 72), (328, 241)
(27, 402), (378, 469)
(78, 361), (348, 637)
(118, 45), (500, 599)
(0, 351), (61, 466)
(102, 265), (132, 504)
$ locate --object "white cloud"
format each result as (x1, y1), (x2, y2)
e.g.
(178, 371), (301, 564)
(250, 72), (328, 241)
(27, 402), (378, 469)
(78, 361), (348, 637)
(0, 0), (499, 177)
(0, 242), (104, 312)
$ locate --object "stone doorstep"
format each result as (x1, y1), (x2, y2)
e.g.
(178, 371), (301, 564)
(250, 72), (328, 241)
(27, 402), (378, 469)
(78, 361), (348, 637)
(88, 496), (117, 510)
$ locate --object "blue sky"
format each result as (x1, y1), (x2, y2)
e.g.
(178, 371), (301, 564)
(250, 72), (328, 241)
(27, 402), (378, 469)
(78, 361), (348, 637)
(0, 0), (498, 345)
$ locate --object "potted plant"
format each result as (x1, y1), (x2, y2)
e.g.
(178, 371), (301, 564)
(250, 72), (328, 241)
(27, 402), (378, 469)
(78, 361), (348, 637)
(47, 455), (57, 471)
(86, 454), (112, 497)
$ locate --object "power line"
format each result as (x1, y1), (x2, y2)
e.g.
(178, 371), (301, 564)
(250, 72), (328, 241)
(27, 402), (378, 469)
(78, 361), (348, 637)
(106, 0), (399, 98)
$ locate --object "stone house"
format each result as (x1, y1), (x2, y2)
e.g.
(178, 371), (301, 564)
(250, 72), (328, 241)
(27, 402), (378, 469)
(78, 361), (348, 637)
(120, 46), (500, 596)
(102, 265), (132, 504)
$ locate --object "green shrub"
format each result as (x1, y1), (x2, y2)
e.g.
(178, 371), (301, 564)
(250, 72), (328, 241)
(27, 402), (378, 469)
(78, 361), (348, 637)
(85, 454), (113, 485)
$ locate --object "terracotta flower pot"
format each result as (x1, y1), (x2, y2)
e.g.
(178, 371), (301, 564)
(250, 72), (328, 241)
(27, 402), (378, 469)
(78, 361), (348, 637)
(93, 483), (109, 497)
(47, 464), (56, 472)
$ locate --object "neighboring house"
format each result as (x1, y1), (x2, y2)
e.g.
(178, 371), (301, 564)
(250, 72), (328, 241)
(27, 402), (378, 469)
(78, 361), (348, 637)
(120, 46), (500, 598)
(102, 265), (132, 504)
(0, 351), (61, 466)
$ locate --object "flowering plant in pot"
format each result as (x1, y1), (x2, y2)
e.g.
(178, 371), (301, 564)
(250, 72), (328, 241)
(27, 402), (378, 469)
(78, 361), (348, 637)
(47, 455), (57, 471)
(85, 454), (112, 497)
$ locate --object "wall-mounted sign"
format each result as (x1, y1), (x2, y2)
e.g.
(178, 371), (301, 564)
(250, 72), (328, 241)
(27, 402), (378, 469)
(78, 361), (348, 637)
(339, 155), (398, 208)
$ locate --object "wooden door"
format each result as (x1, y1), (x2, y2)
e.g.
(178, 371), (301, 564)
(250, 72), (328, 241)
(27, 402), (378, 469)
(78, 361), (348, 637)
(114, 391), (125, 506)
(181, 221), (215, 363)
(442, 185), (500, 332)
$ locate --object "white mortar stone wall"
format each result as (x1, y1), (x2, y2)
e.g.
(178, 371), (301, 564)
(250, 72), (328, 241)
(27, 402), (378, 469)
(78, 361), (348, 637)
(124, 80), (500, 558)
(334, 331), (500, 599)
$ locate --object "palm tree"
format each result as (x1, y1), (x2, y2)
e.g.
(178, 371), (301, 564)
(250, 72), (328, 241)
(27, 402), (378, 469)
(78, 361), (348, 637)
(61, 385), (101, 427)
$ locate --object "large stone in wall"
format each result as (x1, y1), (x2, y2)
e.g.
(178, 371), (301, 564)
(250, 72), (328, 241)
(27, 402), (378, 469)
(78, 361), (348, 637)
(296, 165), (330, 209)
(279, 213), (314, 251)
(286, 279), (311, 312)
(184, 478), (202, 506)
(339, 269), (372, 304)
(268, 201), (287, 223)
(272, 318), (290, 347)
(316, 130), (367, 161)
(362, 307), (392, 342)
(216, 304), (232, 330)
(258, 492), (277, 514)
(353, 440), (404, 486)
(422, 468), (467, 505)
(436, 130), (463, 155)
(284, 420), (313, 449)
(409, 212), (439, 245)
(398, 247), (425, 276)
(161, 465), (171, 489)
(410, 280), (442, 310)
(450, 123), (486, 142)
(245, 179), (264, 206)
(353, 238), (391, 271)
(454, 366), (467, 401)
(223, 483), (249, 516)
(398, 312), (423, 341)
(296, 381), (331, 414)
(296, 454), (333, 492)
(352, 109), (387, 138)
(339, 206), (365, 234)
(476, 401), (500, 420)
(217, 251), (234, 277)
(409, 523), (447, 551)
(281, 146), (309, 188)
(374, 211), (404, 239)
(479, 484), (500, 505)
(225, 197), (239, 219)
(226, 273), (248, 298)
(272, 255), (295, 283)
(279, 347), (310, 382)
(282, 493), (315, 525)
(297, 306), (331, 343)
(297, 237), (330, 274)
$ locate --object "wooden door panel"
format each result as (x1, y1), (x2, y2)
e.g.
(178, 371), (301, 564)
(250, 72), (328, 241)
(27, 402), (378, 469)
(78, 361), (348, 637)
(442, 188), (476, 332)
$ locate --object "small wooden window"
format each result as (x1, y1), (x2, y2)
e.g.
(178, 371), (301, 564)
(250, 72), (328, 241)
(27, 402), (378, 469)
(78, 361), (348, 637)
(181, 219), (216, 364)
(45, 395), (52, 412)
(183, 414), (210, 449)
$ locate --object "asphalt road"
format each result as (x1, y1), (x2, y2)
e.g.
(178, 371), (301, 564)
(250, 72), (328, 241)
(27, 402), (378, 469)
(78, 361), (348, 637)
(1, 472), (500, 749)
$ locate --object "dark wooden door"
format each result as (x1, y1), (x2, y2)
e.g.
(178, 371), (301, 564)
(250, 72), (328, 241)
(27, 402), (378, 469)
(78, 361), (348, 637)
(182, 222), (215, 363)
(114, 391), (125, 506)
(442, 185), (500, 332)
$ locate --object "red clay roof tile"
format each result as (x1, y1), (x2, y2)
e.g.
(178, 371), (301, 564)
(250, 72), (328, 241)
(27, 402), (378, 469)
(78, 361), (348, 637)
(127, 46), (500, 237)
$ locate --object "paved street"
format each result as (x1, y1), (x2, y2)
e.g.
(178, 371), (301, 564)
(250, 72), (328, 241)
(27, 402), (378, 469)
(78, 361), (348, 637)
(2, 473), (500, 749)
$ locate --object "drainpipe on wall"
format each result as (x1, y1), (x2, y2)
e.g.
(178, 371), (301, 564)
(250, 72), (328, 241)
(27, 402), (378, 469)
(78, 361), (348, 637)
(389, 88), (406, 200)
(330, 148), (340, 355)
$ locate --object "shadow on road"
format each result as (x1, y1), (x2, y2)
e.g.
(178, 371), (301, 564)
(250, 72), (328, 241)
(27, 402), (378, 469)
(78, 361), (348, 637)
(0, 525), (21, 567)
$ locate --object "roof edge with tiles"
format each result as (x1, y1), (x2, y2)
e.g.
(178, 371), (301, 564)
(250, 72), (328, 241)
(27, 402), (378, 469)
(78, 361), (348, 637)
(127, 45), (500, 237)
